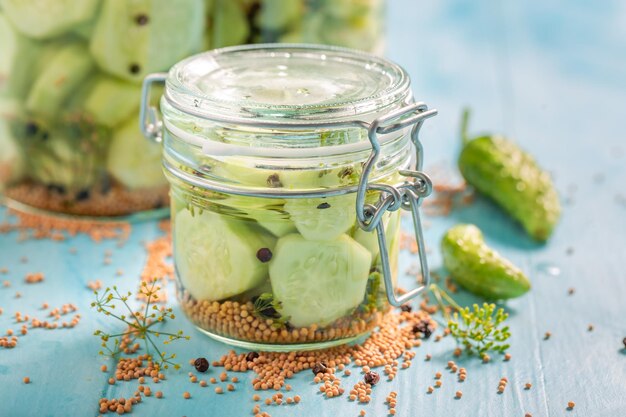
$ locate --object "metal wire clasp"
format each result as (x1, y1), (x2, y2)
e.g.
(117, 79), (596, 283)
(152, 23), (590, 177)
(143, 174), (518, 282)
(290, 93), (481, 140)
(357, 102), (437, 307)
(140, 73), (167, 143)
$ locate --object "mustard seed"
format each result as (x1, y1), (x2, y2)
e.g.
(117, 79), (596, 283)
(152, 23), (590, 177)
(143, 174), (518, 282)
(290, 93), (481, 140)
(504, 353), (512, 361)
(435, 381), (442, 388)
(525, 383), (532, 390)
(294, 395), (301, 403)
(360, 410), (366, 416)
(435, 372), (442, 379)
(482, 354), (490, 363)
(525, 414), (532, 417)
(264, 398), (271, 406)
(567, 401), (575, 409)
(427, 386), (434, 393)
(455, 390), (462, 399)
(155, 391), (163, 399)
(215, 387), (223, 394)
(23, 377), (30, 384)
(200, 380), (207, 387)
(544, 332), (551, 340)
(101, 365), (108, 372)
(210, 377), (217, 384)
(587, 324), (594, 332)
(108, 378), (115, 385)
(183, 392), (190, 399)
(425, 354), (432, 361)
(227, 384), (235, 391)
(389, 408), (396, 415)
(253, 394), (260, 401)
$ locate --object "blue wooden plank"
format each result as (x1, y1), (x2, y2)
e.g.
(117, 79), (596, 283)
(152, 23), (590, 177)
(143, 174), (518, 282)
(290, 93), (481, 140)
(1, 0), (625, 416)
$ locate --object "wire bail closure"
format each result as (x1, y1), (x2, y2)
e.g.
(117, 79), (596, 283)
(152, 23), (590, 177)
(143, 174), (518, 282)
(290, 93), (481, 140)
(356, 102), (436, 306)
(140, 71), (437, 308)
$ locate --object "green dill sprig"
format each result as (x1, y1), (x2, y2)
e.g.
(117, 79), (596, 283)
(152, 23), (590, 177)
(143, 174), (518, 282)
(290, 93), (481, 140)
(252, 293), (290, 329)
(429, 284), (511, 357)
(91, 280), (190, 369)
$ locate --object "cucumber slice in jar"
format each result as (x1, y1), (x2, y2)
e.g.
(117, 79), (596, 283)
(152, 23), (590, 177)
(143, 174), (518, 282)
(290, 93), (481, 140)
(174, 208), (277, 302)
(0, 0), (99, 39)
(82, 75), (142, 128)
(284, 195), (356, 241)
(0, 13), (41, 100)
(269, 233), (372, 328)
(90, 0), (204, 82)
(106, 117), (167, 190)
(26, 42), (94, 120)
(0, 99), (25, 186)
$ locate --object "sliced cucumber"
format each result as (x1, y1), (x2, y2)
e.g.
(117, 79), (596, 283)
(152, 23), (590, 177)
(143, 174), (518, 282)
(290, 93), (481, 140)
(90, 0), (204, 82)
(256, 210), (297, 237)
(106, 117), (167, 190)
(269, 233), (371, 328)
(16, 119), (103, 190)
(82, 75), (142, 128)
(284, 195), (356, 241)
(0, 0), (99, 39)
(174, 208), (276, 301)
(0, 99), (25, 186)
(255, 0), (301, 31)
(0, 13), (41, 99)
(211, 0), (249, 48)
(26, 42), (94, 120)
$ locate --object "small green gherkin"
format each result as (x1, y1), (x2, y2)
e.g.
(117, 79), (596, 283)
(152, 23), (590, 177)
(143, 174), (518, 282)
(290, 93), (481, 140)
(442, 224), (531, 299)
(458, 109), (561, 241)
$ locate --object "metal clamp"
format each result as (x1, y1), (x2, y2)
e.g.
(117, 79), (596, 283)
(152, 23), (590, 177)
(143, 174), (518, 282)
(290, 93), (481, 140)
(140, 73), (167, 143)
(357, 103), (437, 306)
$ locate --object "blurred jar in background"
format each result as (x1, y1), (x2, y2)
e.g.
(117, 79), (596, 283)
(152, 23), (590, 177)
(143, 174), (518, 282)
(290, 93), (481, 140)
(207, 0), (385, 53)
(0, 0), (385, 218)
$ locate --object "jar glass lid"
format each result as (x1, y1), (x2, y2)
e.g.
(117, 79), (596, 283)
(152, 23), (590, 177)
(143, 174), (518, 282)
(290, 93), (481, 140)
(165, 44), (411, 123)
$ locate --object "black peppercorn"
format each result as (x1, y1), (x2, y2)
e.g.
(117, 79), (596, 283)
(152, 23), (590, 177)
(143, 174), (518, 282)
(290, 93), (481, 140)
(75, 189), (90, 201)
(194, 357), (209, 372)
(266, 174), (282, 188)
(316, 202), (331, 209)
(135, 14), (149, 25)
(129, 63), (141, 74)
(256, 248), (273, 263)
(412, 319), (433, 339)
(246, 351), (259, 362)
(24, 121), (39, 136)
(312, 362), (328, 375)
(400, 304), (413, 312)
(364, 371), (380, 385)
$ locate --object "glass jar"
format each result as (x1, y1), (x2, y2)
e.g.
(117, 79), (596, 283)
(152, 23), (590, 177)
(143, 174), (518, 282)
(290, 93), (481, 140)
(145, 44), (435, 350)
(0, 1), (384, 219)
(206, 0), (385, 54)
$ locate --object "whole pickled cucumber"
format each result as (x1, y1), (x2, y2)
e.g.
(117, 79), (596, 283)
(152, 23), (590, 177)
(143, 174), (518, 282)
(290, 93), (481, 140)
(458, 109), (561, 241)
(442, 224), (530, 299)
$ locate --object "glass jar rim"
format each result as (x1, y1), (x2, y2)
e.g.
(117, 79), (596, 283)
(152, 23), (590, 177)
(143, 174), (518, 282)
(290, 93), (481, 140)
(164, 43), (412, 125)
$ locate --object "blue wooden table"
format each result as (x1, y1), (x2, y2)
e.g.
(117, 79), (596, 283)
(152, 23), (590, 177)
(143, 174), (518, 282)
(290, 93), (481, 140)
(1, 1), (625, 416)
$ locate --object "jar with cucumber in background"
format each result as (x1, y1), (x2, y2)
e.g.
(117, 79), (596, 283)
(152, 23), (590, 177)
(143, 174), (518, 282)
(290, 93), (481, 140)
(140, 45), (436, 350)
(0, 0), (384, 218)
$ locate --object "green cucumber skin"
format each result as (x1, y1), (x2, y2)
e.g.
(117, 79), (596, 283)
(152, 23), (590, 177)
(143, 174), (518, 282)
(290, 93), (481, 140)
(459, 135), (561, 242)
(441, 224), (531, 300)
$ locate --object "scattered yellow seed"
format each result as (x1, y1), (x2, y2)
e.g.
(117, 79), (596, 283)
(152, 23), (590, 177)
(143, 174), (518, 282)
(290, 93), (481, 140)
(210, 377), (217, 384)
(231, 377), (239, 383)
(23, 377), (30, 384)
(389, 408), (396, 415)
(264, 398), (271, 406)
(455, 390), (462, 399)
(155, 391), (163, 399)
(294, 395), (301, 403)
(360, 410), (366, 416)
(567, 401), (575, 409)
(435, 372), (442, 379)
(482, 354), (490, 363)
(587, 324), (594, 332)
(427, 386), (434, 393)
(253, 394), (260, 401)
(100, 365), (107, 373)
(525, 383), (532, 390)
(504, 353), (512, 361)
(544, 332), (551, 340)
(183, 392), (191, 399)
(200, 380), (207, 387)
(227, 384), (235, 391)
(435, 381), (442, 388)
(425, 354), (432, 361)
(108, 378), (115, 385)
(215, 387), (223, 394)
(525, 413), (532, 417)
